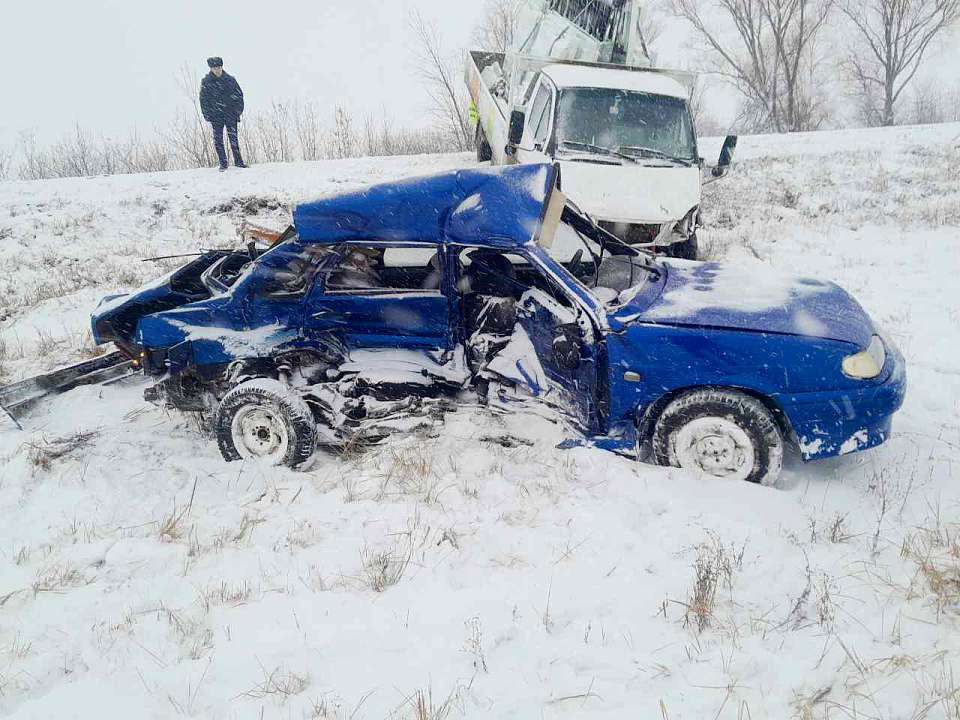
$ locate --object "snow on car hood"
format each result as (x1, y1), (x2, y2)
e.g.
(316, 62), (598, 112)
(613, 260), (875, 347)
(558, 161), (700, 224)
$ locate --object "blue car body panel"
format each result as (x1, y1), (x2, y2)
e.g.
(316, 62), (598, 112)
(623, 261), (875, 347)
(91, 163), (906, 464)
(294, 165), (554, 248)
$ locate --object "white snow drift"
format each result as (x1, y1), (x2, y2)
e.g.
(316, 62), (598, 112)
(1, 123), (960, 719)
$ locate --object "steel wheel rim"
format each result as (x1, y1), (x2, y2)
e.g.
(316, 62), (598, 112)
(671, 417), (755, 481)
(231, 405), (289, 462)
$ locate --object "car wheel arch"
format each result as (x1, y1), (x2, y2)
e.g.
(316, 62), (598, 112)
(636, 385), (794, 447)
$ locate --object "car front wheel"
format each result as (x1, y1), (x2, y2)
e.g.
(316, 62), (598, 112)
(651, 389), (783, 486)
(215, 379), (316, 468)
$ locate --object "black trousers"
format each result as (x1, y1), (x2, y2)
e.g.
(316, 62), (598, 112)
(211, 122), (243, 167)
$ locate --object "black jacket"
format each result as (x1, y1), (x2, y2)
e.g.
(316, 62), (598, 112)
(199, 71), (244, 124)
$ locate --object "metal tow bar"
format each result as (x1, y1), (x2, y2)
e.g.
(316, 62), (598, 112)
(0, 352), (136, 427)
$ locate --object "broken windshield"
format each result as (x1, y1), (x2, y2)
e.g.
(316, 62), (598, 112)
(548, 204), (660, 304)
(555, 88), (697, 165)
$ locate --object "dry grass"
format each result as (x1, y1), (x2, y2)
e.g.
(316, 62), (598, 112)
(393, 686), (464, 720)
(464, 617), (488, 673)
(25, 430), (98, 470)
(31, 562), (88, 595)
(157, 480), (198, 543)
(361, 546), (411, 593)
(198, 580), (255, 610)
(374, 444), (449, 504)
(4, 633), (33, 661)
(680, 535), (744, 633)
(901, 513), (960, 618)
(244, 664), (310, 701)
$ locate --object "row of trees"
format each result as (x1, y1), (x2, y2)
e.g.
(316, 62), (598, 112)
(8, 99), (465, 182)
(473, 0), (960, 132)
(1, 0), (958, 181)
(673, 0), (960, 132)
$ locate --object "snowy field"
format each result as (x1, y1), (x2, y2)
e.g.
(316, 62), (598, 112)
(1, 123), (959, 719)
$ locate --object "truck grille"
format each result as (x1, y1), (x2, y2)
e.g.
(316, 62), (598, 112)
(598, 221), (661, 245)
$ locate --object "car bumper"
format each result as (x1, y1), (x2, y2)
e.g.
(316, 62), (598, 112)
(778, 342), (907, 461)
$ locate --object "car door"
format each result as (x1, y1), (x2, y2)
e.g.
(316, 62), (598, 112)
(516, 79), (555, 165)
(303, 243), (452, 351)
(514, 260), (601, 432)
(461, 247), (600, 432)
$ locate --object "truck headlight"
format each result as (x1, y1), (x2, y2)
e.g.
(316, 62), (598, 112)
(842, 335), (886, 379)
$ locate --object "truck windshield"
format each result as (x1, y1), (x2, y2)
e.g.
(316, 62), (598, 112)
(555, 88), (696, 164)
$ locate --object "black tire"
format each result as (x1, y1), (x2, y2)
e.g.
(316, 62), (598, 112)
(215, 379), (316, 468)
(475, 124), (493, 163)
(651, 389), (783, 486)
(668, 232), (699, 260)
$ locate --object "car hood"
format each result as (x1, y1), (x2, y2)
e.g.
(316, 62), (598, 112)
(557, 161), (700, 224)
(610, 260), (875, 347)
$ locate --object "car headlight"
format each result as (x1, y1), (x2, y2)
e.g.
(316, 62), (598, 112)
(842, 335), (886, 379)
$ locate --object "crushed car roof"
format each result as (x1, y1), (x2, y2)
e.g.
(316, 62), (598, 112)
(293, 164), (557, 249)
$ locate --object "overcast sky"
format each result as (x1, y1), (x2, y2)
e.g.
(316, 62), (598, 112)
(2, 1), (958, 149)
(0, 0), (483, 147)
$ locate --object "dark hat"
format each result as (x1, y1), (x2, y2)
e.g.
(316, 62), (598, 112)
(207, 57), (224, 68)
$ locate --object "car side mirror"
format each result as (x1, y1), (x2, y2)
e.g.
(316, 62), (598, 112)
(505, 109), (526, 156)
(712, 135), (738, 177)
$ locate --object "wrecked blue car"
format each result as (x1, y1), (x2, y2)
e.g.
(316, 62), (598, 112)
(91, 164), (905, 485)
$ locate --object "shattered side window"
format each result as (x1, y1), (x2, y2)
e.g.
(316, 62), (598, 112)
(529, 84), (552, 144)
(324, 245), (442, 294)
(258, 244), (333, 297)
(458, 248), (573, 309)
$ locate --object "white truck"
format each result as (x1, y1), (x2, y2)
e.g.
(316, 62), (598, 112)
(465, 1), (737, 259)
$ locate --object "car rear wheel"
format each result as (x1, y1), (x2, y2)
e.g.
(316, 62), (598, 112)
(651, 389), (783, 486)
(215, 379), (316, 468)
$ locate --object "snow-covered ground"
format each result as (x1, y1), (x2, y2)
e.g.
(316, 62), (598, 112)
(1, 123), (959, 719)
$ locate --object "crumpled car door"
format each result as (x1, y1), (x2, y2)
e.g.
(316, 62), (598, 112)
(490, 287), (600, 432)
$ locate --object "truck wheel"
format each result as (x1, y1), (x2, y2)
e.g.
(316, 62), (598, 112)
(668, 233), (699, 260)
(651, 389), (783, 486)
(476, 125), (493, 163)
(215, 379), (316, 468)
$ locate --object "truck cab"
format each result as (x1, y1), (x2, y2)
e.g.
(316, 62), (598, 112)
(513, 64), (702, 254)
(467, 52), (735, 260)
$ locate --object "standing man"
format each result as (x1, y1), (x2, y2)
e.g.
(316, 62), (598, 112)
(199, 57), (247, 171)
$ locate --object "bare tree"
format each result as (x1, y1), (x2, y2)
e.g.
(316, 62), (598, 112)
(161, 65), (216, 168)
(0, 146), (13, 181)
(409, 10), (472, 151)
(474, 0), (521, 53)
(904, 76), (960, 123)
(293, 101), (323, 161)
(673, 0), (833, 132)
(18, 131), (51, 180)
(637, 0), (668, 59)
(840, 0), (960, 126)
(688, 79), (730, 135)
(330, 106), (358, 159)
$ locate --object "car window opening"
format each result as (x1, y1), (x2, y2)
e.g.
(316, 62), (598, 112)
(324, 245), (442, 294)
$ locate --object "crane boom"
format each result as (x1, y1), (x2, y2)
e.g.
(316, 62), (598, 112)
(514, 0), (652, 67)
